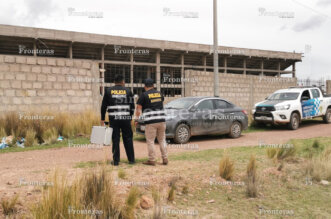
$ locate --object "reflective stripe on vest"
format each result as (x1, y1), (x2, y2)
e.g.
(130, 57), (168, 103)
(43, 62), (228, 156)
(142, 110), (165, 122)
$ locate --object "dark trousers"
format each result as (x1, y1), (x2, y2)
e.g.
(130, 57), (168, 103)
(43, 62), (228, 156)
(110, 119), (135, 163)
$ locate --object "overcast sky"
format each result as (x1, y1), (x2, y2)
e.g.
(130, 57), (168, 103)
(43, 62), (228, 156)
(0, 0), (330, 80)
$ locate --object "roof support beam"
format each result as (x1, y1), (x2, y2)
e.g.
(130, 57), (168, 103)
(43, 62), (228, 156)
(100, 60), (293, 74)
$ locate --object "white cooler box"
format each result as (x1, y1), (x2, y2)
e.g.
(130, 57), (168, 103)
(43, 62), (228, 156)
(90, 126), (113, 146)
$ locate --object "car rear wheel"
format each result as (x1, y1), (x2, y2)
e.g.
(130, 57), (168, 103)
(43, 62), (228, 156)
(288, 112), (300, 130)
(174, 124), (190, 144)
(323, 108), (331, 124)
(229, 121), (242, 138)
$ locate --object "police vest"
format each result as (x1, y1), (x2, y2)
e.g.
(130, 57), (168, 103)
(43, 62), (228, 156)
(107, 86), (132, 120)
(139, 89), (165, 124)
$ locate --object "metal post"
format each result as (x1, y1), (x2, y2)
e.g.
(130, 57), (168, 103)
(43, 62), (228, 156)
(213, 0), (219, 97)
(156, 51), (161, 90)
(130, 53), (134, 91)
(100, 46), (105, 95)
(181, 54), (185, 96)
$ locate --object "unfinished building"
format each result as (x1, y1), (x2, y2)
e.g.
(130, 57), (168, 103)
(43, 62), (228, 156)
(0, 24), (302, 112)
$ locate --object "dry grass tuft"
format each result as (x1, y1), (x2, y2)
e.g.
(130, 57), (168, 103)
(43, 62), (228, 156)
(151, 187), (164, 219)
(312, 140), (320, 149)
(121, 187), (140, 219)
(306, 147), (331, 182)
(118, 169), (127, 179)
(219, 155), (235, 180)
(25, 129), (37, 147)
(0, 127), (6, 138)
(276, 147), (296, 160)
(266, 148), (277, 159)
(266, 146), (296, 161)
(1, 195), (19, 215)
(42, 128), (58, 145)
(182, 184), (189, 194)
(32, 166), (137, 219)
(0, 110), (99, 144)
(246, 155), (258, 198)
(167, 183), (176, 202)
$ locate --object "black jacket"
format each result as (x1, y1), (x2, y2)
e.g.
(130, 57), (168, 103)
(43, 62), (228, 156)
(137, 89), (165, 124)
(101, 85), (135, 121)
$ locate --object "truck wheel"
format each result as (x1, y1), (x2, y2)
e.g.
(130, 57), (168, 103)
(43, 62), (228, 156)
(229, 121), (242, 138)
(288, 112), (300, 130)
(323, 108), (331, 124)
(174, 124), (190, 144)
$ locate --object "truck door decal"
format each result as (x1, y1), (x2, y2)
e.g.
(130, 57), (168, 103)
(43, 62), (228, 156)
(302, 98), (320, 118)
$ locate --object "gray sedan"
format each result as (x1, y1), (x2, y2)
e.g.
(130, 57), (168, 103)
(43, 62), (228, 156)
(136, 97), (248, 144)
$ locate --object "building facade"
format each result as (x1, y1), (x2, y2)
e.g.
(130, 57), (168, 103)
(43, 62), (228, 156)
(0, 24), (302, 112)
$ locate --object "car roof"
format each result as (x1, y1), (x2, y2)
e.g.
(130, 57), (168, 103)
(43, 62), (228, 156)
(276, 87), (321, 93)
(179, 96), (227, 101)
(275, 89), (303, 93)
(168, 96), (239, 108)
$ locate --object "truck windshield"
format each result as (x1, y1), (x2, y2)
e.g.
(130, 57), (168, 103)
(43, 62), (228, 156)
(165, 98), (197, 109)
(268, 92), (299, 100)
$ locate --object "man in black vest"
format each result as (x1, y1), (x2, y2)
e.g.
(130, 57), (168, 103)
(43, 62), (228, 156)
(135, 78), (168, 166)
(101, 74), (135, 166)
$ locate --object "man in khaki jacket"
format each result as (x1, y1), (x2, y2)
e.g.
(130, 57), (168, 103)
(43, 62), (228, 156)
(135, 79), (168, 166)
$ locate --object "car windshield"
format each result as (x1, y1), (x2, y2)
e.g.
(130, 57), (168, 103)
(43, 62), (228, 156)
(165, 98), (197, 109)
(268, 92), (299, 100)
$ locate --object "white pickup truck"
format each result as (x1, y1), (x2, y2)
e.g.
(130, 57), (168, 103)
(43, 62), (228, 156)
(252, 86), (331, 130)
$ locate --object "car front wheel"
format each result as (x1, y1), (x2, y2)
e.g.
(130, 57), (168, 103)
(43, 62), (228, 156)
(174, 124), (190, 144)
(229, 121), (242, 138)
(323, 108), (331, 124)
(288, 112), (300, 130)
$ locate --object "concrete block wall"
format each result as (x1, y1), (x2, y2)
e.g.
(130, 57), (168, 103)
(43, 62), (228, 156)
(327, 80), (331, 95)
(184, 70), (297, 112)
(0, 55), (101, 112)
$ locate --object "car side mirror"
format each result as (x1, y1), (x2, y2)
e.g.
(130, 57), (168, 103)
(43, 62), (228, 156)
(189, 106), (197, 112)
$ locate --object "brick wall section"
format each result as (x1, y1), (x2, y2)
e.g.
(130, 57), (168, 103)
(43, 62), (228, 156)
(327, 80), (331, 95)
(184, 70), (297, 112)
(0, 55), (101, 112)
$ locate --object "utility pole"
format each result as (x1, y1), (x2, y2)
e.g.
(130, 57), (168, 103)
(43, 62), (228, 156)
(213, 0), (219, 97)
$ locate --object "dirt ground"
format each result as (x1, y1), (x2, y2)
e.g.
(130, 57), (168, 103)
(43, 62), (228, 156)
(0, 122), (330, 217)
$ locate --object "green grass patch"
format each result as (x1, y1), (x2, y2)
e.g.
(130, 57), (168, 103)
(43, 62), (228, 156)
(166, 137), (331, 218)
(290, 137), (331, 158)
(74, 157), (149, 169)
(74, 161), (105, 168)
